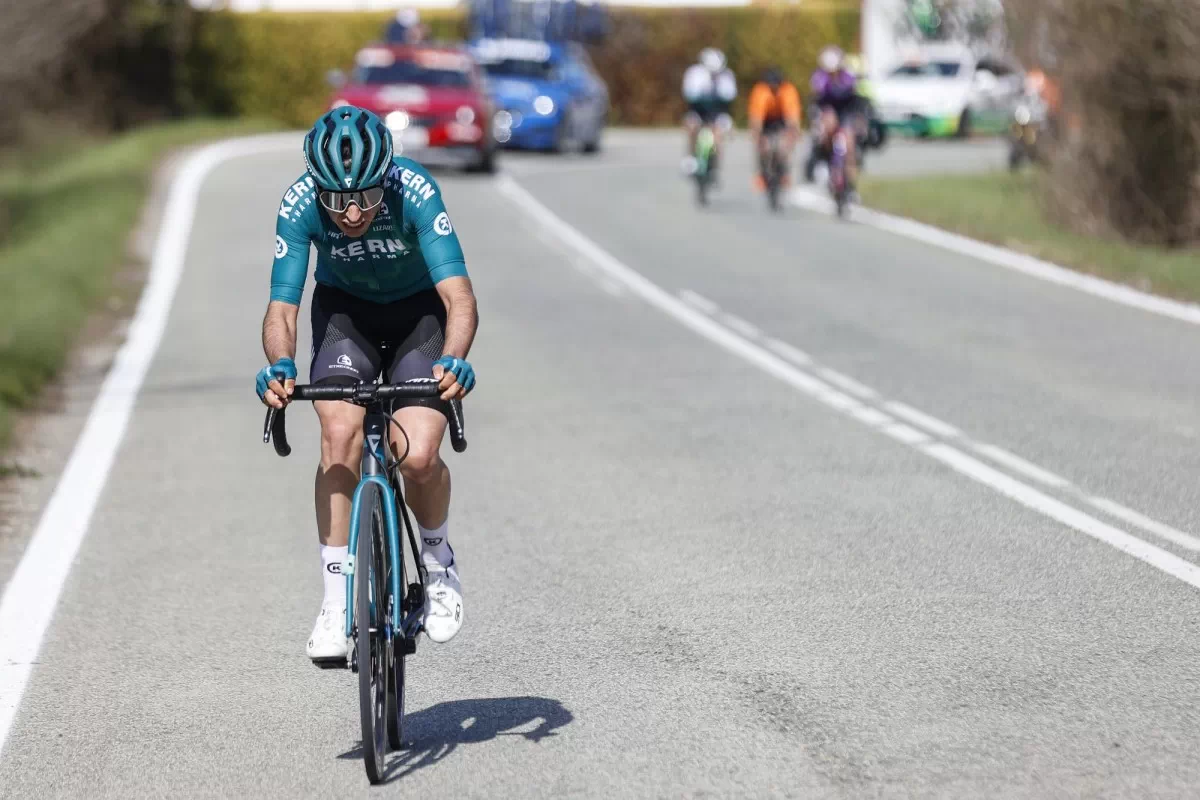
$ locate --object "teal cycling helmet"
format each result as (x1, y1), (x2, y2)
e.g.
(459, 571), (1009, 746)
(303, 106), (394, 191)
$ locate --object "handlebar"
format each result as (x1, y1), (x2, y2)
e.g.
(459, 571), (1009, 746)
(262, 382), (467, 458)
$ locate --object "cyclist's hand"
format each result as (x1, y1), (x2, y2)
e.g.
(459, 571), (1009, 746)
(433, 355), (475, 401)
(255, 357), (297, 408)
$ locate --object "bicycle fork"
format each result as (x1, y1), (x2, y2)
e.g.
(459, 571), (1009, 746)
(344, 413), (405, 638)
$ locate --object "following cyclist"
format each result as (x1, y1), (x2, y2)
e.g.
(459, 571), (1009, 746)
(256, 106), (478, 662)
(746, 66), (802, 190)
(681, 47), (737, 177)
(810, 45), (860, 190)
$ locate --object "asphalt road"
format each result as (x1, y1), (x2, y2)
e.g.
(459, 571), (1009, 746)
(3, 130), (1200, 798)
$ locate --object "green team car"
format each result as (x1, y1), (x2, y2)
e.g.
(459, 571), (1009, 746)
(874, 44), (1025, 138)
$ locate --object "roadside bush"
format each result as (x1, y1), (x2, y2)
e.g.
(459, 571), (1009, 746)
(187, 10), (467, 129)
(1008, 0), (1200, 247)
(186, 7), (860, 128)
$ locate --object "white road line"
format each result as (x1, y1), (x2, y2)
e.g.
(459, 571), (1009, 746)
(884, 423), (931, 446)
(763, 337), (813, 366)
(972, 443), (1071, 489)
(718, 312), (762, 340)
(850, 406), (894, 427)
(816, 368), (877, 400)
(678, 289), (720, 315)
(1087, 497), (1200, 552)
(498, 173), (1200, 595)
(0, 134), (296, 756)
(924, 444), (1200, 590)
(790, 186), (1200, 329)
(882, 401), (961, 439)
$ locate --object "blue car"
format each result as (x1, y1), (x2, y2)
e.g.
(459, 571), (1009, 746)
(469, 37), (609, 153)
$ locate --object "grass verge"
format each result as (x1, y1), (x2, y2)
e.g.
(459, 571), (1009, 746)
(862, 170), (1200, 301)
(0, 118), (278, 450)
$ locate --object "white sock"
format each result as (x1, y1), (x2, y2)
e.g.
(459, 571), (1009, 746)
(321, 544), (348, 608)
(418, 519), (454, 570)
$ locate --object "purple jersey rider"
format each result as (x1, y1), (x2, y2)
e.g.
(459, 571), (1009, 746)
(811, 68), (858, 116)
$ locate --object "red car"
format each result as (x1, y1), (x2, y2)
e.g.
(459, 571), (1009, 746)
(328, 44), (497, 174)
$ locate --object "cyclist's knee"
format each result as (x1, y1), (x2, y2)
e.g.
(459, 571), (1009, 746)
(317, 407), (363, 465)
(397, 439), (443, 483)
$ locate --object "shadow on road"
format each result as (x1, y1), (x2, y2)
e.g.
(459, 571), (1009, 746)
(338, 696), (573, 782)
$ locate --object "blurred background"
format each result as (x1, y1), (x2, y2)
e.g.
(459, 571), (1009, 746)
(0, 0), (1197, 451)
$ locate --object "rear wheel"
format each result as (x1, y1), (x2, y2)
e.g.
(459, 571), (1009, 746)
(956, 109), (973, 139)
(357, 486), (389, 784)
(765, 145), (782, 212)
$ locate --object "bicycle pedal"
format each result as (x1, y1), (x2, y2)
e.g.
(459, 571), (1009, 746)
(407, 583), (424, 606)
(400, 637), (418, 656)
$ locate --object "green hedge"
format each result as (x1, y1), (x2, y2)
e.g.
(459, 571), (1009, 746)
(187, 7), (860, 128)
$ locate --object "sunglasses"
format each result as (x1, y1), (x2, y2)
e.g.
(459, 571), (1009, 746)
(318, 186), (385, 214)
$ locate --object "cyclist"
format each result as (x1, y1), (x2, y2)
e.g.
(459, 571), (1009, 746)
(810, 45), (860, 189)
(256, 106), (478, 661)
(747, 66), (802, 190)
(681, 47), (737, 176)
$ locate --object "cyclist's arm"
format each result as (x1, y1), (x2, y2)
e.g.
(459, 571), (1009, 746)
(264, 192), (315, 362)
(747, 84), (768, 139)
(782, 84), (803, 131)
(436, 276), (478, 360)
(262, 301), (299, 364)
(404, 170), (477, 358)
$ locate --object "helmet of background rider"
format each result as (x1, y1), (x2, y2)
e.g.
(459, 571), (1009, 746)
(303, 106), (395, 192)
(763, 66), (784, 90)
(843, 54), (865, 78)
(818, 46), (843, 73)
(699, 48), (726, 74)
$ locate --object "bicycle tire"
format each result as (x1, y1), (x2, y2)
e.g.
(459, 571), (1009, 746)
(385, 508), (407, 751)
(357, 485), (389, 784)
(766, 149), (782, 212)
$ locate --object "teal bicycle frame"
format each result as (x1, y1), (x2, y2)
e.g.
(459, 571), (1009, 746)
(344, 408), (418, 639)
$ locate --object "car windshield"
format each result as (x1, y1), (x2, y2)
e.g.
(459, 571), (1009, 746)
(355, 62), (471, 88)
(482, 59), (556, 80)
(890, 61), (962, 78)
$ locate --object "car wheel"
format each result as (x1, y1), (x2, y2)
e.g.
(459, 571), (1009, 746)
(552, 111), (576, 154)
(466, 146), (497, 175)
(582, 130), (601, 154)
(956, 109), (973, 139)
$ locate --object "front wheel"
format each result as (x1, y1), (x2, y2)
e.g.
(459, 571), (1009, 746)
(956, 109), (973, 139)
(357, 486), (390, 784)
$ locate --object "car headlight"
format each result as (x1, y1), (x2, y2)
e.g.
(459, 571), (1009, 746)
(533, 95), (555, 116)
(385, 110), (410, 131)
(456, 106), (476, 125)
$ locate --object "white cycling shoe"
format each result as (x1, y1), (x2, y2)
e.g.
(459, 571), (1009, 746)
(423, 564), (463, 644)
(307, 602), (348, 662)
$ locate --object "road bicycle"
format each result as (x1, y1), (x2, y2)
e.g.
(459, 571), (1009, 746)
(693, 123), (718, 207)
(263, 379), (466, 784)
(761, 130), (788, 212)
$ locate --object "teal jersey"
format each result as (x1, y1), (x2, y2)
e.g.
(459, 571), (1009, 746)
(270, 156), (468, 306)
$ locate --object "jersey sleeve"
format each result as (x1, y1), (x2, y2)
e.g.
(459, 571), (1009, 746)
(716, 71), (738, 102)
(747, 84), (770, 123)
(399, 165), (468, 285)
(269, 193), (316, 306)
(781, 84), (802, 123)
